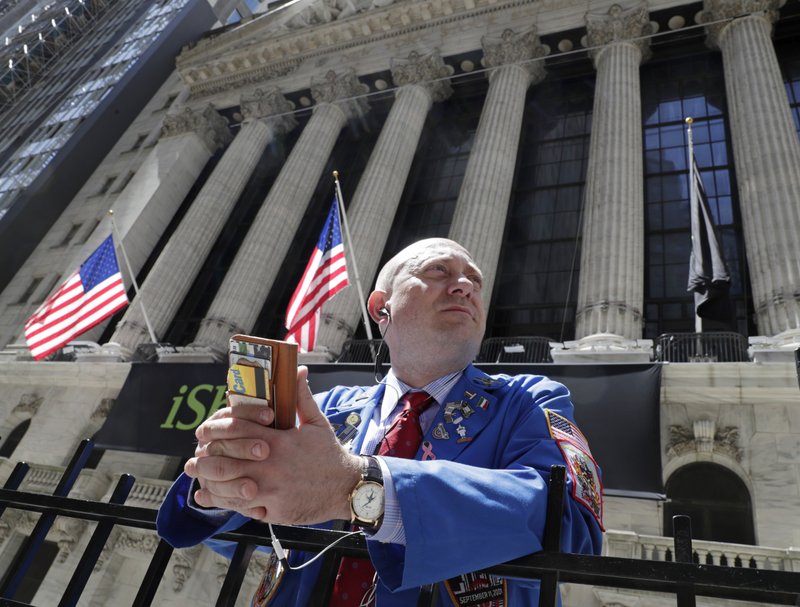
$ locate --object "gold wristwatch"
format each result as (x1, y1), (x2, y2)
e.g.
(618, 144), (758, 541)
(349, 455), (384, 530)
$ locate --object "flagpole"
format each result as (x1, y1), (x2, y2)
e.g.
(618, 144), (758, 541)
(685, 116), (704, 336)
(108, 210), (159, 344)
(332, 171), (377, 353)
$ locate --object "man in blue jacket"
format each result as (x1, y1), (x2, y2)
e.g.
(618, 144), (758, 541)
(157, 238), (603, 606)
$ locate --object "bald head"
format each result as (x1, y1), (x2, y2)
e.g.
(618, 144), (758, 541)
(367, 237), (485, 385)
(375, 238), (477, 295)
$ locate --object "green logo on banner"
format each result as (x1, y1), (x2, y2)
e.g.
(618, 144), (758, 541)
(160, 383), (227, 430)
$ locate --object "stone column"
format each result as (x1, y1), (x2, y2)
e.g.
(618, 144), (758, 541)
(314, 50), (453, 357)
(449, 28), (548, 299)
(108, 89), (296, 357)
(66, 104), (231, 354)
(192, 70), (369, 356)
(700, 0), (800, 355)
(99, 105), (231, 279)
(572, 4), (652, 354)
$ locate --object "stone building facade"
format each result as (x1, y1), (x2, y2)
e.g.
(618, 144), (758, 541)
(0, 0), (799, 604)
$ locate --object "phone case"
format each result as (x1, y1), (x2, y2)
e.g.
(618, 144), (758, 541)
(227, 334), (297, 430)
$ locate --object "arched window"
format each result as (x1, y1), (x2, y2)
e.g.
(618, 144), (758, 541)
(0, 419), (31, 459)
(664, 462), (754, 545)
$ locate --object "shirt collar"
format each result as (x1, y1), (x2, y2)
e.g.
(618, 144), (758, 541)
(380, 368), (463, 423)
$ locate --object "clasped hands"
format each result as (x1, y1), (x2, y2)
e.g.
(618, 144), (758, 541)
(185, 366), (362, 524)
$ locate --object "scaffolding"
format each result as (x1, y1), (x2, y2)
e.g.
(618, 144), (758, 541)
(0, 0), (112, 112)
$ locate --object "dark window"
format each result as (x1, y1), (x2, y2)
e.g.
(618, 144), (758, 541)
(641, 51), (753, 339)
(0, 419), (31, 458)
(491, 73), (594, 341)
(0, 539), (58, 604)
(113, 171), (135, 193)
(31, 275), (60, 305)
(130, 133), (148, 151)
(80, 218), (101, 243)
(664, 462), (755, 545)
(98, 175), (117, 196)
(16, 278), (42, 304)
(778, 37), (800, 140)
(159, 93), (178, 112)
(57, 223), (82, 247)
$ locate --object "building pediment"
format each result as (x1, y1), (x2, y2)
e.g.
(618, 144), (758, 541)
(176, 0), (536, 97)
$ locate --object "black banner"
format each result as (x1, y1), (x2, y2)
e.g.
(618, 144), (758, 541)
(95, 362), (662, 495)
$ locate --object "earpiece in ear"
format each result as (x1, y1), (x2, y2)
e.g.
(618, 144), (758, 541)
(378, 307), (390, 318)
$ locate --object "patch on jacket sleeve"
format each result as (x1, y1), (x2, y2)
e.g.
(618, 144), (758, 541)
(545, 409), (604, 528)
(444, 571), (508, 606)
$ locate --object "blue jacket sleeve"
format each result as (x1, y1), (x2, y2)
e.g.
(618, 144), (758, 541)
(156, 472), (254, 558)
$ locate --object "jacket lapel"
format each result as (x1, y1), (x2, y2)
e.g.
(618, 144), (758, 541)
(418, 365), (509, 462)
(326, 384), (383, 453)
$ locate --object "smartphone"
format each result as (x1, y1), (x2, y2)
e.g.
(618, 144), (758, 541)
(227, 334), (297, 430)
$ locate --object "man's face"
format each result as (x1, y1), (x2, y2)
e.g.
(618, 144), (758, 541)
(384, 243), (486, 358)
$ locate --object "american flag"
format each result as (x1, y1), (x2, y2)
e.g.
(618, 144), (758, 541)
(24, 235), (129, 360)
(545, 409), (592, 455)
(284, 197), (349, 352)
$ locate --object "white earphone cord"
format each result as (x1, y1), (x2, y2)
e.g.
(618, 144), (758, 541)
(268, 523), (362, 570)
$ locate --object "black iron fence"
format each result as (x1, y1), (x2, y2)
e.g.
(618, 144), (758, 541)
(336, 340), (385, 363)
(337, 337), (556, 364)
(656, 332), (750, 363)
(1, 440), (799, 606)
(475, 337), (554, 363)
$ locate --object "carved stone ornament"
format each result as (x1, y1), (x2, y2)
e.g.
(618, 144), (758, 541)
(240, 87), (297, 134)
(666, 420), (742, 461)
(482, 28), (549, 85)
(15, 511), (39, 535)
(248, 550), (271, 582)
(160, 104), (233, 152)
(54, 518), (88, 563)
(185, 63), (298, 97)
(285, 0), (399, 30)
(172, 545), (202, 591)
(698, 0), (783, 49)
(310, 69), (369, 119)
(90, 397), (114, 424)
(585, 3), (655, 63)
(12, 393), (43, 418)
(214, 554), (230, 585)
(0, 511), (22, 545)
(114, 528), (161, 560)
(94, 528), (119, 572)
(390, 50), (454, 103)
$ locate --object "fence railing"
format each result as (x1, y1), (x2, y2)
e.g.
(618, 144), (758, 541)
(337, 336), (556, 364)
(1, 440), (799, 606)
(336, 340), (385, 363)
(604, 530), (800, 571)
(655, 332), (750, 363)
(475, 336), (554, 363)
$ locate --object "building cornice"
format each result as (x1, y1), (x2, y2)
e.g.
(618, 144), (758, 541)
(176, 0), (536, 97)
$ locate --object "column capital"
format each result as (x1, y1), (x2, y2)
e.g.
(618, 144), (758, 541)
(699, 0), (783, 49)
(240, 87), (297, 134)
(481, 28), (548, 86)
(160, 104), (232, 151)
(390, 49), (454, 103)
(310, 69), (369, 120)
(585, 3), (654, 65)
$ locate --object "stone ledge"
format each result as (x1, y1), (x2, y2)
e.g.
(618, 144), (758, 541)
(551, 334), (653, 364)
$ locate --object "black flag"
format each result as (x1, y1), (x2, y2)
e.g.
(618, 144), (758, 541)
(687, 156), (732, 323)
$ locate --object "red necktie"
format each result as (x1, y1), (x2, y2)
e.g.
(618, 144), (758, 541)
(329, 391), (433, 607)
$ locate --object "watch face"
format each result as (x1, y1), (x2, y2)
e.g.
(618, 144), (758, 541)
(352, 481), (384, 522)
